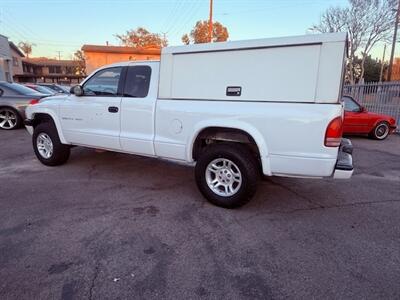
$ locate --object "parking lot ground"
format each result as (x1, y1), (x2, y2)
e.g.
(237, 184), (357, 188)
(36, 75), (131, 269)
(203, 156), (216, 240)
(0, 129), (399, 299)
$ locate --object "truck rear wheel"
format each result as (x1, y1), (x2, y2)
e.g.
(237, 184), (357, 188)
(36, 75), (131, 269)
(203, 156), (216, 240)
(195, 143), (259, 208)
(33, 122), (70, 166)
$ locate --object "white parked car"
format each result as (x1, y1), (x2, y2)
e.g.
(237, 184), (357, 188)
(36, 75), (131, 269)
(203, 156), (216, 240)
(25, 33), (353, 208)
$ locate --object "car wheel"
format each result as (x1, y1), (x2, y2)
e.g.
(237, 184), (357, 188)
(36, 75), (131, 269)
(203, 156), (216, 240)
(33, 122), (70, 166)
(0, 107), (22, 130)
(369, 121), (390, 140)
(195, 143), (259, 208)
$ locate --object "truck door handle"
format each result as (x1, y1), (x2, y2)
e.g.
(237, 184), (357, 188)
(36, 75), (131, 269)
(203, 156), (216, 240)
(108, 106), (119, 113)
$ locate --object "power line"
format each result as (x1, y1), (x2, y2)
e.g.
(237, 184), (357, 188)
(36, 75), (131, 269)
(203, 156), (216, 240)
(161, 0), (182, 30)
(168, 0), (203, 37)
(165, 1), (197, 34)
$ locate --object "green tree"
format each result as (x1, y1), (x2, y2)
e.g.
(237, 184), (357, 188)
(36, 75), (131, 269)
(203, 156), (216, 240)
(116, 27), (168, 48)
(182, 20), (229, 44)
(353, 55), (386, 82)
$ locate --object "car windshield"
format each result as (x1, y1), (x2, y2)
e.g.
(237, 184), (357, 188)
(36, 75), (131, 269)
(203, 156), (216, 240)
(59, 85), (71, 93)
(32, 85), (56, 95)
(1, 82), (44, 96)
(41, 84), (65, 93)
(343, 96), (361, 112)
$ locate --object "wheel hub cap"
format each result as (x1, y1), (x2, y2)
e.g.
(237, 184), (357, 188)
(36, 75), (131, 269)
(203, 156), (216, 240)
(37, 133), (53, 159)
(0, 110), (17, 129)
(205, 158), (242, 197)
(376, 124), (389, 138)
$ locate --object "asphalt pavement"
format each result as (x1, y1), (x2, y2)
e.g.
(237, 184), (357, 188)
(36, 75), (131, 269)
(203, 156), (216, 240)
(0, 129), (399, 299)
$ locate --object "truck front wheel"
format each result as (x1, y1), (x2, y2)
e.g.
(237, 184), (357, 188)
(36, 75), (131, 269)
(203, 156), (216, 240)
(33, 122), (70, 166)
(195, 143), (259, 208)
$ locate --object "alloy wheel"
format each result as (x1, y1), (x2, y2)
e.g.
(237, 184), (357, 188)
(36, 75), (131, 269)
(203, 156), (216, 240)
(36, 133), (54, 159)
(205, 158), (242, 197)
(0, 109), (17, 129)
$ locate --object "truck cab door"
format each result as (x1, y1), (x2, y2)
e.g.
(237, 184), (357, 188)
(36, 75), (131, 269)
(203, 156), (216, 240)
(60, 66), (123, 150)
(120, 63), (157, 156)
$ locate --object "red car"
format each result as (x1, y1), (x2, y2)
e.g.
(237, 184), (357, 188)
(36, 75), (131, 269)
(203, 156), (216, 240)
(343, 96), (397, 140)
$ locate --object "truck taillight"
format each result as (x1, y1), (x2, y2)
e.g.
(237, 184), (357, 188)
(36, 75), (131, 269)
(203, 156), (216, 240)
(29, 99), (39, 105)
(325, 117), (343, 147)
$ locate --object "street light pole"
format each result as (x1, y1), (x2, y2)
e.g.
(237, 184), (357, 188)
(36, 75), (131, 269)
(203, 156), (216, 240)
(380, 44), (387, 82)
(388, 0), (400, 81)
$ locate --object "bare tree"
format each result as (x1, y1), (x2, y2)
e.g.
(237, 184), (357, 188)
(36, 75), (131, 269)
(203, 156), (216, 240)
(311, 0), (396, 83)
(73, 50), (86, 76)
(18, 41), (36, 58)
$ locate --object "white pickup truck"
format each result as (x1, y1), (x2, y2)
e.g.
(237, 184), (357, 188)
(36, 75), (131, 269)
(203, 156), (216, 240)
(25, 33), (353, 208)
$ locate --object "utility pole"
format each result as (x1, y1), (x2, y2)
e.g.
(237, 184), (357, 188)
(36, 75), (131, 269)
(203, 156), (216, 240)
(56, 51), (62, 60)
(209, 0), (213, 43)
(388, 0), (400, 81)
(380, 44), (387, 82)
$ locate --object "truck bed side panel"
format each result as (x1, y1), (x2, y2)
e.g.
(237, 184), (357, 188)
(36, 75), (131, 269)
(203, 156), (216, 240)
(154, 100), (342, 177)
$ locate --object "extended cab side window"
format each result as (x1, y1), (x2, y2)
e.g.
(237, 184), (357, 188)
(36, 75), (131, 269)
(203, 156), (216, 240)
(123, 66), (152, 98)
(83, 67), (122, 96)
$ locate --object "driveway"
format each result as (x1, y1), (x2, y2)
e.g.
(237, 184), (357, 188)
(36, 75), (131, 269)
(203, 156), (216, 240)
(0, 129), (399, 299)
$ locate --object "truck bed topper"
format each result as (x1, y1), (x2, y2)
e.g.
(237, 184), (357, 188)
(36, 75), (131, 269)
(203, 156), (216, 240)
(159, 32), (347, 104)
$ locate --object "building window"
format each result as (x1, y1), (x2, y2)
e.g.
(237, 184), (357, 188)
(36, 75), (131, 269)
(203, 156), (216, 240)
(12, 57), (19, 67)
(48, 66), (62, 74)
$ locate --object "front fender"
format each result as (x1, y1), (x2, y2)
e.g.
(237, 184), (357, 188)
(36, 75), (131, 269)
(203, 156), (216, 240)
(26, 105), (68, 144)
(186, 119), (272, 175)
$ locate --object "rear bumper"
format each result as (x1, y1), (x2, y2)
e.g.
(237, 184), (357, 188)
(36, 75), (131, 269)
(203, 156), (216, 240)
(333, 138), (353, 179)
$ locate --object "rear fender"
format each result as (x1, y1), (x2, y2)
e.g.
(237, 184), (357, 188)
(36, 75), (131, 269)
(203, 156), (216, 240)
(187, 119), (271, 175)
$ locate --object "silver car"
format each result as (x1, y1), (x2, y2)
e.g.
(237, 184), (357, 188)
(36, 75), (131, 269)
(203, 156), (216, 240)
(0, 81), (46, 130)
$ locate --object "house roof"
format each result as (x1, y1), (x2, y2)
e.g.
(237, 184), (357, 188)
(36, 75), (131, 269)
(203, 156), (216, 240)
(9, 42), (25, 57)
(23, 57), (79, 66)
(81, 44), (161, 55)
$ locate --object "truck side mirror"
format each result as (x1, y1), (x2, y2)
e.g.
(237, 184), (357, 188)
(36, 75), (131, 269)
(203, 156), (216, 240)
(71, 85), (84, 96)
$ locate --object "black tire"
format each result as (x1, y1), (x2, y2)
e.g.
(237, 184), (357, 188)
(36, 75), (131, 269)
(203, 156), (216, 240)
(0, 107), (22, 130)
(32, 122), (70, 166)
(195, 143), (259, 208)
(369, 121), (390, 140)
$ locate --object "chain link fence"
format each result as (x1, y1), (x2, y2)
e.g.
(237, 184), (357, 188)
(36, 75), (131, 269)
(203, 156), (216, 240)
(343, 82), (400, 132)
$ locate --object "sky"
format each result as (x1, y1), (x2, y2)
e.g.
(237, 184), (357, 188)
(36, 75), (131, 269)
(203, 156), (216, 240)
(0, 0), (397, 60)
